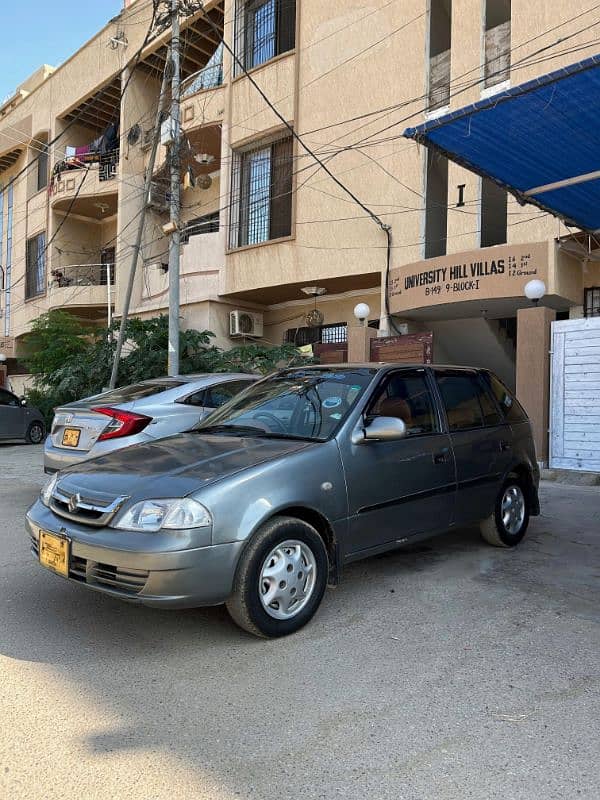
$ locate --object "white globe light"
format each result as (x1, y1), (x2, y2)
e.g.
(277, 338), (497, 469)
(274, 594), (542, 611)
(353, 302), (371, 321)
(524, 279), (546, 302)
(0, 353), (6, 363)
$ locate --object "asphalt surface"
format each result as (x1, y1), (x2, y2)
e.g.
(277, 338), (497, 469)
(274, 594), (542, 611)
(0, 443), (599, 800)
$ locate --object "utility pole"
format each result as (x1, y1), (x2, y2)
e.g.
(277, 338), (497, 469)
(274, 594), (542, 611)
(167, 0), (182, 376)
(109, 49), (172, 389)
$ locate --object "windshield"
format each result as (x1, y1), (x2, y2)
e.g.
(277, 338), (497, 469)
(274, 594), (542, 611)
(197, 368), (376, 441)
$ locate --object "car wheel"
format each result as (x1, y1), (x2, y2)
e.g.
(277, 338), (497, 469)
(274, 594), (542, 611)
(26, 421), (45, 445)
(480, 477), (530, 547)
(226, 516), (329, 638)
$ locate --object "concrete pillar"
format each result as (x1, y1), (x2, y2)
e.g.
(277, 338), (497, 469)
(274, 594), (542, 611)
(347, 324), (376, 363)
(0, 366), (6, 389)
(516, 305), (556, 465)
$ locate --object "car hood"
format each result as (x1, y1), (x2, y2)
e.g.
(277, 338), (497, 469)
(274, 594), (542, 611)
(57, 432), (314, 501)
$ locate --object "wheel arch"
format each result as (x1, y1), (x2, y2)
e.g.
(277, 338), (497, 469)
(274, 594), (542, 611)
(505, 462), (540, 516)
(261, 505), (340, 587)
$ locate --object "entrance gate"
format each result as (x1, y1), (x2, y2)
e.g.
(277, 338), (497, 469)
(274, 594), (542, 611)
(550, 318), (600, 472)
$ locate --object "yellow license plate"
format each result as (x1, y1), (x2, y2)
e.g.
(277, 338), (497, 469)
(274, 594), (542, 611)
(62, 428), (81, 448)
(39, 530), (70, 578)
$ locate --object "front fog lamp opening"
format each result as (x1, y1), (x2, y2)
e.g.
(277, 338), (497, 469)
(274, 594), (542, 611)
(114, 498), (212, 532)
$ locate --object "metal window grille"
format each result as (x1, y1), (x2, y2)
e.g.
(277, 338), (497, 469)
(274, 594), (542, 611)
(181, 212), (220, 244)
(584, 287), (600, 317)
(233, 0), (296, 76)
(229, 136), (293, 248)
(285, 323), (348, 346)
(25, 232), (46, 300)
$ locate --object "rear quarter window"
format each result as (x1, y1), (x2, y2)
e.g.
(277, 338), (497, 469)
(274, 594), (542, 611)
(482, 373), (528, 423)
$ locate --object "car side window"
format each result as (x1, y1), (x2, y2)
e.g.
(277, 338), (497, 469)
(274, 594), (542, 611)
(184, 390), (207, 407)
(204, 381), (251, 409)
(0, 389), (18, 407)
(436, 373), (486, 431)
(367, 371), (437, 436)
(482, 372), (528, 423)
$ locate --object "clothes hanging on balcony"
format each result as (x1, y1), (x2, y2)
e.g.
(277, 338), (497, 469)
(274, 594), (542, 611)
(49, 122), (120, 193)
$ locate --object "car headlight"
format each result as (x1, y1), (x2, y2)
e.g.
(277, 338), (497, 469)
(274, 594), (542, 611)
(41, 473), (59, 507)
(113, 498), (212, 532)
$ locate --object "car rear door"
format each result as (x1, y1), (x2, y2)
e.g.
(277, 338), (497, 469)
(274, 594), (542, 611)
(0, 389), (25, 439)
(340, 368), (456, 556)
(433, 370), (513, 526)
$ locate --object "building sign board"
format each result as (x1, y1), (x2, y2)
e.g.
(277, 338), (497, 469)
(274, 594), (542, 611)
(389, 242), (549, 314)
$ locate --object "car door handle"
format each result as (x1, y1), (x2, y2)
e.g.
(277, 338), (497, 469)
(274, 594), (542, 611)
(433, 448), (450, 464)
(499, 440), (511, 452)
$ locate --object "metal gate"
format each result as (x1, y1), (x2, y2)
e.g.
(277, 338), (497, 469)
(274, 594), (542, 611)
(550, 318), (600, 471)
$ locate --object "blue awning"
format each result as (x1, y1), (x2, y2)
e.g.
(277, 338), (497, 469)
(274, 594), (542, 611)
(404, 54), (600, 232)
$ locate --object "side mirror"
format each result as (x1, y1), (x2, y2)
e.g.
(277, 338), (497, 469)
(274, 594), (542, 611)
(352, 416), (407, 445)
(20, 397), (27, 407)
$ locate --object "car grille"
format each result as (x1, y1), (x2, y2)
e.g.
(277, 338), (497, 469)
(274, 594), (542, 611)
(49, 487), (128, 527)
(31, 535), (148, 596)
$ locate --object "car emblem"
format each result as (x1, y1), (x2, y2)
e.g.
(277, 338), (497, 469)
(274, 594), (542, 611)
(68, 493), (81, 513)
(65, 414), (74, 424)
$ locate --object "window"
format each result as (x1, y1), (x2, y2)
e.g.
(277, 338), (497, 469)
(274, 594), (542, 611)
(229, 136), (293, 248)
(481, 372), (528, 423)
(37, 139), (49, 192)
(284, 323), (347, 347)
(91, 381), (185, 405)
(181, 212), (220, 244)
(424, 150), (448, 258)
(0, 389), (19, 407)
(437, 372), (505, 430)
(428, 0), (452, 111)
(204, 380), (253, 408)
(368, 371), (437, 436)
(25, 232), (46, 299)
(484, 0), (511, 89)
(480, 177), (507, 247)
(584, 287), (600, 317)
(234, 0), (296, 74)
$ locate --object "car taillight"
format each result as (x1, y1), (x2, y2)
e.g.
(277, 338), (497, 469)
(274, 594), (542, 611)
(92, 407), (151, 441)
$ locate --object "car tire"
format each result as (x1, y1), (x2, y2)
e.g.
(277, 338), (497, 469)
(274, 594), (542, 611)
(226, 516), (329, 638)
(480, 477), (530, 547)
(25, 421), (45, 445)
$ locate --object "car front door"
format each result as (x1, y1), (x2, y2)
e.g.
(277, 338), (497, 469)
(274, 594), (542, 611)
(433, 370), (514, 526)
(0, 389), (25, 439)
(340, 369), (456, 557)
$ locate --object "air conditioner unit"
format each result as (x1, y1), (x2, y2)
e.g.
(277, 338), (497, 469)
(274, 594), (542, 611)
(147, 182), (169, 212)
(230, 310), (263, 338)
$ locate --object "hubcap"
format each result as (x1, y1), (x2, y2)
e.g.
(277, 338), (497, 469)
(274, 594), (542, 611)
(501, 485), (526, 535)
(259, 539), (317, 620)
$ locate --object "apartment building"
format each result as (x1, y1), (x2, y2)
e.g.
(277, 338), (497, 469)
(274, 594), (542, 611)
(1, 0), (599, 462)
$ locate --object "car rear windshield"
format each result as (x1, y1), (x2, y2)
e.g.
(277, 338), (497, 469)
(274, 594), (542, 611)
(84, 381), (185, 406)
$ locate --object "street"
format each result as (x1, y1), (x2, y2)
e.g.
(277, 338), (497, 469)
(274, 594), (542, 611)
(0, 443), (599, 800)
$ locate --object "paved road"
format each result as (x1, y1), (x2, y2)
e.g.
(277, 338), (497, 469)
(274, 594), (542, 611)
(0, 443), (599, 800)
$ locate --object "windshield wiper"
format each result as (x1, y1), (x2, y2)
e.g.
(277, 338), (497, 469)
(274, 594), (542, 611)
(259, 432), (319, 442)
(197, 424), (269, 436)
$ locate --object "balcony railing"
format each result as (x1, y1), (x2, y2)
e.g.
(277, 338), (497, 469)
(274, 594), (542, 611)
(182, 44), (224, 97)
(49, 263), (114, 289)
(428, 49), (451, 111)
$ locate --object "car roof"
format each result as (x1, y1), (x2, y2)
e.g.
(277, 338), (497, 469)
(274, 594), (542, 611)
(278, 363), (485, 372)
(138, 373), (258, 385)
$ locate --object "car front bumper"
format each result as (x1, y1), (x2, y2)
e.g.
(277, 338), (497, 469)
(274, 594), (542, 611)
(26, 501), (244, 608)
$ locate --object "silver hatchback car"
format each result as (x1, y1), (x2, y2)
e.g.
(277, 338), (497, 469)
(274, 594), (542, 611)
(28, 365), (540, 638)
(44, 373), (257, 473)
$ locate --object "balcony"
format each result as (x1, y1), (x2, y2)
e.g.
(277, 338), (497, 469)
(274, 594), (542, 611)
(47, 263), (114, 314)
(50, 157), (119, 218)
